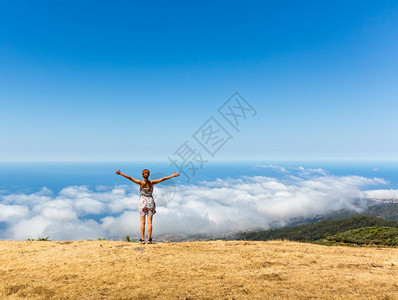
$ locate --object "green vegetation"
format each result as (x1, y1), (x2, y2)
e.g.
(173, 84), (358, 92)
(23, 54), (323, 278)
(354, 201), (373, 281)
(126, 235), (131, 242)
(27, 236), (51, 241)
(315, 226), (398, 247)
(237, 215), (398, 242)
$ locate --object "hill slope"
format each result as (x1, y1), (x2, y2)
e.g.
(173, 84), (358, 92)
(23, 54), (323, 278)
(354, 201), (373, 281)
(237, 215), (398, 242)
(0, 240), (397, 299)
(318, 226), (398, 246)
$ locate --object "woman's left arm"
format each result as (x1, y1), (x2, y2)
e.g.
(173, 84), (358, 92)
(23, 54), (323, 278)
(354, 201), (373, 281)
(151, 172), (180, 184)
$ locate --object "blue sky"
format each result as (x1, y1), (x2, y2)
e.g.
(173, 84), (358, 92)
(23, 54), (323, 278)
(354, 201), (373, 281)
(1, 0), (397, 162)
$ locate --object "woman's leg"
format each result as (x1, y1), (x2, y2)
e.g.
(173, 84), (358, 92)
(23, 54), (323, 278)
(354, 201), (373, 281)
(147, 215), (153, 241)
(140, 215), (146, 241)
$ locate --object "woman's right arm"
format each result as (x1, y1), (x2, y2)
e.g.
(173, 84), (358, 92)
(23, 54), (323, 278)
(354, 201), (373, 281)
(115, 170), (142, 185)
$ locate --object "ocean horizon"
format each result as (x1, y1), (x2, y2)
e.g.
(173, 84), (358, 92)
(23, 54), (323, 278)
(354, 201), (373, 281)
(1, 160), (398, 193)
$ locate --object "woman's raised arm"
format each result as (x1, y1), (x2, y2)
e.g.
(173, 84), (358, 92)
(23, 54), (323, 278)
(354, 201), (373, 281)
(151, 172), (180, 184)
(115, 170), (142, 185)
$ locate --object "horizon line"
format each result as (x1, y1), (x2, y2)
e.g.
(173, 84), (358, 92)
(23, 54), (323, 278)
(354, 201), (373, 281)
(1, 158), (398, 163)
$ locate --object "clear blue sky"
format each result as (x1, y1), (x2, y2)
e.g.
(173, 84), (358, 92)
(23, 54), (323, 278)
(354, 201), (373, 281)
(1, 0), (397, 162)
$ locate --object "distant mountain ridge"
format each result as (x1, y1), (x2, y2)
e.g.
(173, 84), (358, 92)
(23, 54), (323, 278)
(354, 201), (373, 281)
(285, 203), (398, 227)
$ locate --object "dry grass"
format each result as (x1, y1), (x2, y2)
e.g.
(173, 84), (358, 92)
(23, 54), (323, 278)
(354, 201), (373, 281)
(0, 240), (397, 299)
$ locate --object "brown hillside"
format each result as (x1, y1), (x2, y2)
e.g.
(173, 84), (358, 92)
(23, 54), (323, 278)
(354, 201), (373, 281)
(0, 240), (397, 299)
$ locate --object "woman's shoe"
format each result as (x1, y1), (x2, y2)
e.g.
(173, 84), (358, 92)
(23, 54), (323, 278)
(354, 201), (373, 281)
(139, 239), (145, 245)
(147, 238), (153, 244)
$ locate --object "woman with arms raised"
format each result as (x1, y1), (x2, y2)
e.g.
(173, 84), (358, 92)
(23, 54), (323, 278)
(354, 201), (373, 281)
(115, 169), (179, 244)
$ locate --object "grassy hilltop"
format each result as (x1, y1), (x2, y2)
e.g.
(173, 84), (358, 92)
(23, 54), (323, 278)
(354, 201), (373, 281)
(1, 240), (397, 299)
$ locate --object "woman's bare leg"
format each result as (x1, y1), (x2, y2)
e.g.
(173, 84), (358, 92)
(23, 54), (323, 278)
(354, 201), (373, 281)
(140, 215), (146, 241)
(147, 215), (153, 241)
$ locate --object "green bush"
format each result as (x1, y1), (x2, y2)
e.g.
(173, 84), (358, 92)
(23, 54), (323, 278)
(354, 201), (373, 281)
(27, 236), (50, 241)
(324, 226), (398, 246)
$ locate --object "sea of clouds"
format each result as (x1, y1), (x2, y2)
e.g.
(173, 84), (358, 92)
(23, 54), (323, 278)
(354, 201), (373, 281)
(0, 165), (396, 240)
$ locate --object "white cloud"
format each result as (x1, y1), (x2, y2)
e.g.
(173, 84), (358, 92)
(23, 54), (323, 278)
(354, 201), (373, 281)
(255, 165), (288, 172)
(40, 206), (77, 221)
(74, 198), (106, 215)
(254, 165), (328, 176)
(2, 187), (53, 206)
(44, 219), (105, 241)
(363, 189), (398, 199)
(0, 167), (390, 240)
(0, 204), (29, 223)
(8, 215), (53, 240)
(101, 211), (140, 237)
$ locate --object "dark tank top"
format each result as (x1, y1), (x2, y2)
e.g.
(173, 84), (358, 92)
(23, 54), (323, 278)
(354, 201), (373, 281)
(140, 185), (153, 197)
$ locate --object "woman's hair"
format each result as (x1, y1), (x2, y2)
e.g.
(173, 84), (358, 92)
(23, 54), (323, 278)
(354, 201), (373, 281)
(142, 169), (150, 176)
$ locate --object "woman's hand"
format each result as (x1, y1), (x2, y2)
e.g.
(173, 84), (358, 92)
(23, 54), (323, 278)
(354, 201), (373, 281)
(172, 172), (180, 177)
(115, 170), (122, 175)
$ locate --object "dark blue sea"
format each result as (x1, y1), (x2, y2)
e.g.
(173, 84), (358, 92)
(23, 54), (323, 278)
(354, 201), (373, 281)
(0, 161), (397, 194)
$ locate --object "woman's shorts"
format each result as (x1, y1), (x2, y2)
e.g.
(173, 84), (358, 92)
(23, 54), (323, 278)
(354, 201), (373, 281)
(139, 196), (156, 216)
